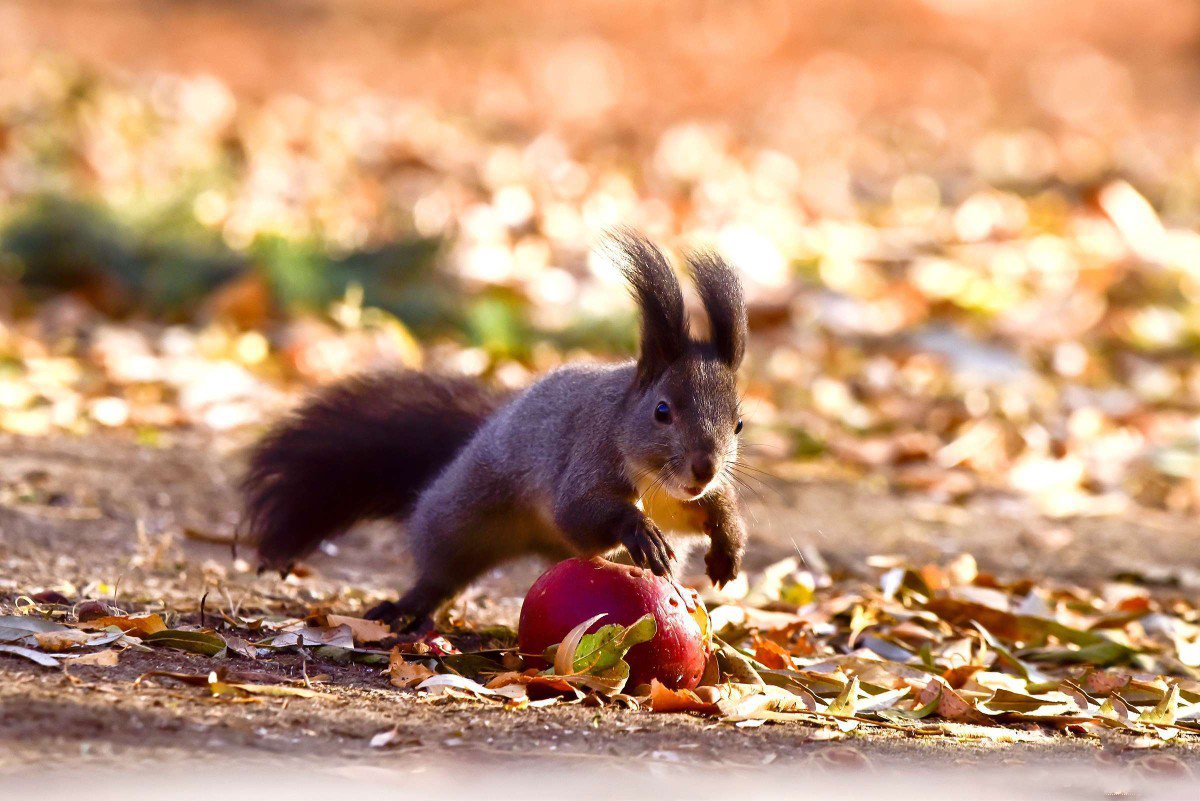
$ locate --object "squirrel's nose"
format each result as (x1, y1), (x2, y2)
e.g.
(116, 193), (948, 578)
(689, 453), (717, 485)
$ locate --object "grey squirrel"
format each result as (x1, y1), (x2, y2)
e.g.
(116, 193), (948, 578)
(241, 233), (749, 629)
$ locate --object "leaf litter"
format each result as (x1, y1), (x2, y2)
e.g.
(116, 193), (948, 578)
(5, 551), (1200, 746)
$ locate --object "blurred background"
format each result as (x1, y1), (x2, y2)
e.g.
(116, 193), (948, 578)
(2, 0), (1200, 519)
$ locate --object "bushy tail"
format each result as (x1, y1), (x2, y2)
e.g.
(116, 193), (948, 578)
(241, 371), (503, 571)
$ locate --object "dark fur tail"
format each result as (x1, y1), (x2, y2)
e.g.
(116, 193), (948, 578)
(241, 371), (503, 570)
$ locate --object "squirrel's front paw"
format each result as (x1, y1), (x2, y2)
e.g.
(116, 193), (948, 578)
(621, 518), (675, 577)
(704, 545), (741, 588)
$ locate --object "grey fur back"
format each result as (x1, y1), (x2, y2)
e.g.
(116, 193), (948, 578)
(404, 361), (638, 558)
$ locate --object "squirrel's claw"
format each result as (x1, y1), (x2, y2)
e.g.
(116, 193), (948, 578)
(621, 518), (673, 577)
(704, 546), (740, 588)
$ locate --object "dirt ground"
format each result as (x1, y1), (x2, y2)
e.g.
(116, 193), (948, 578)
(2, 429), (1200, 784)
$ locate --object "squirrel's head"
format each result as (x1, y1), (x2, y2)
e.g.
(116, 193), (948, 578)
(614, 233), (747, 502)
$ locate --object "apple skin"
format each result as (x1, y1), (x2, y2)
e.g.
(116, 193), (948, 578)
(518, 557), (709, 690)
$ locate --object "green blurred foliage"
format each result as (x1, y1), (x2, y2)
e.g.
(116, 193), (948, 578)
(2, 195), (241, 318)
(0, 195), (634, 359)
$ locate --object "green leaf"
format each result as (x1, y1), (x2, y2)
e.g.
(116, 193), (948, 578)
(565, 660), (631, 694)
(541, 614), (657, 695)
(569, 615), (657, 675)
(143, 629), (227, 657)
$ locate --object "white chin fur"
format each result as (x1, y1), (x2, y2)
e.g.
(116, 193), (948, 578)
(668, 482), (713, 502)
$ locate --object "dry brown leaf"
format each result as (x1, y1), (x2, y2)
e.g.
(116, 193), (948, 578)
(225, 682), (328, 699)
(69, 649), (120, 667)
(390, 657), (436, 689)
(918, 677), (987, 723)
(752, 637), (794, 670)
(941, 664), (985, 689)
(486, 671), (582, 700)
(648, 679), (725, 715)
(78, 614), (166, 637)
(391, 662), (436, 689)
(1085, 671), (1132, 695)
(34, 630), (97, 651)
(326, 614), (392, 644)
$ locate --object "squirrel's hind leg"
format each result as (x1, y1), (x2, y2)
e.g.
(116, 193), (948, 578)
(366, 472), (532, 631)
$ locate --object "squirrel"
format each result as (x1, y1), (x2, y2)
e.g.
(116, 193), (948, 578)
(240, 232), (749, 629)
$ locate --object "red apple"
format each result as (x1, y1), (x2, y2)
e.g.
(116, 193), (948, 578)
(518, 557), (710, 690)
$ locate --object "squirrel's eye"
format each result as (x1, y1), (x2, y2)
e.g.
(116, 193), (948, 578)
(735, 418), (744, 434)
(654, 401), (672, 424)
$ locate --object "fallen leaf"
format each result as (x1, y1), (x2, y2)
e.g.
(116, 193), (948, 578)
(487, 671), (582, 700)
(390, 649), (436, 689)
(1139, 685), (1180, 726)
(753, 637), (794, 670)
(416, 673), (527, 700)
(977, 688), (1079, 716)
(541, 613), (656, 695)
(143, 629), (227, 656)
(825, 675), (861, 731)
(80, 614), (167, 637)
(67, 649), (120, 667)
(918, 677), (985, 723)
(0, 615), (69, 634)
(263, 625), (355, 649)
(858, 686), (911, 713)
(0, 615), (70, 646)
(648, 679), (724, 715)
(549, 613), (607, 676)
(714, 638), (767, 686)
(222, 635), (259, 659)
(226, 682), (328, 699)
(325, 614), (392, 644)
(0, 644), (61, 666)
(34, 629), (99, 651)
(0, 628), (35, 646)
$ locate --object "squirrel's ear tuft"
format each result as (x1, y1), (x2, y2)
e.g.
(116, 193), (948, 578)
(611, 231), (688, 387)
(688, 251), (747, 369)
